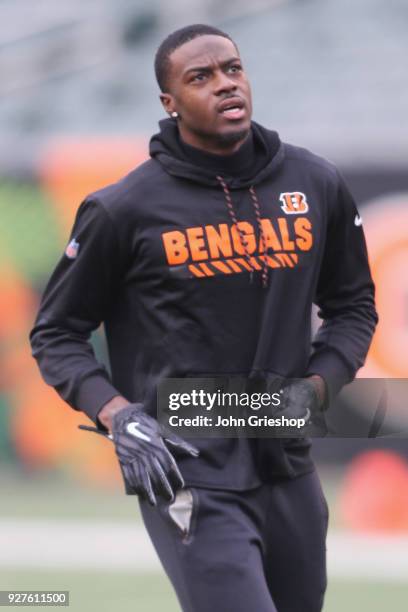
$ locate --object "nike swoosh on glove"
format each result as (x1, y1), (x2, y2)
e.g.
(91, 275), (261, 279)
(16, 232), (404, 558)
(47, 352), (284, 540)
(79, 403), (199, 505)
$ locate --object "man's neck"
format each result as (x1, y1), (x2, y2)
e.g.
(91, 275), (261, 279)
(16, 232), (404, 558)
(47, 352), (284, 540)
(178, 128), (251, 156)
(178, 129), (255, 178)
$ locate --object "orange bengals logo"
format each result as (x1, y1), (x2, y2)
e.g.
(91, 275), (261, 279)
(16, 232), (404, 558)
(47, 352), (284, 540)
(279, 192), (309, 214)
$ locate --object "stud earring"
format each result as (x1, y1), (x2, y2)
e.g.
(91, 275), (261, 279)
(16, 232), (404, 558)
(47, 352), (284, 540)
(171, 111), (179, 118)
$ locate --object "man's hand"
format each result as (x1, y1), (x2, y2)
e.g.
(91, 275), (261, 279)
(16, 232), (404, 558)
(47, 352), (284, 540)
(97, 395), (130, 431)
(280, 379), (320, 420)
(79, 403), (199, 505)
(277, 377), (328, 436)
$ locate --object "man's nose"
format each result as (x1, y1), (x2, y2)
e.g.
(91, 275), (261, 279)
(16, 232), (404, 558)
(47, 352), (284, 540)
(213, 71), (237, 95)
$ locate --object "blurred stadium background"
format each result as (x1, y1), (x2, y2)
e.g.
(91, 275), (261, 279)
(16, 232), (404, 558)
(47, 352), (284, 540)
(1, 0), (407, 610)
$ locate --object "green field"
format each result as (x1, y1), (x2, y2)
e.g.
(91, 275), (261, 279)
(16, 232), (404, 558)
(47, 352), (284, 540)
(1, 570), (407, 612)
(0, 470), (141, 522)
(0, 467), (342, 523)
(1, 468), (407, 611)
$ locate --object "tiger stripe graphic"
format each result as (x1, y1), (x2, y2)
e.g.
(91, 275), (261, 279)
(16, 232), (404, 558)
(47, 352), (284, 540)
(163, 216), (312, 280)
(185, 253), (301, 279)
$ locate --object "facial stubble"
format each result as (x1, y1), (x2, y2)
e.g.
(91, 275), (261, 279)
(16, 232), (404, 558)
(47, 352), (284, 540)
(186, 122), (250, 151)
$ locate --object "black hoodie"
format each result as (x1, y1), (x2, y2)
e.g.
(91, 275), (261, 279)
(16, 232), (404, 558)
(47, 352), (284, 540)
(30, 119), (378, 489)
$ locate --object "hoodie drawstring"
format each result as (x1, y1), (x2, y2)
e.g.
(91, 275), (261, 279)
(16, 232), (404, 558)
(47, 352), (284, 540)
(216, 176), (269, 288)
(249, 185), (269, 288)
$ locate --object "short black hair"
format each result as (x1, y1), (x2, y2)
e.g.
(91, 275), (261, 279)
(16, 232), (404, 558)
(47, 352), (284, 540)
(155, 24), (235, 92)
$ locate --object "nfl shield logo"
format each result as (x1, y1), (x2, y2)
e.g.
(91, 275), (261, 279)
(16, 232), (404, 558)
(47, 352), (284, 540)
(65, 238), (80, 259)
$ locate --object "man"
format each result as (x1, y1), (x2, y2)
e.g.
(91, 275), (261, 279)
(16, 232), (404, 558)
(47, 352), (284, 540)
(30, 24), (377, 612)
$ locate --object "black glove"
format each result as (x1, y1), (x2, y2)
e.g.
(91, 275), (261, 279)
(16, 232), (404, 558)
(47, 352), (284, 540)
(277, 378), (328, 436)
(79, 403), (199, 505)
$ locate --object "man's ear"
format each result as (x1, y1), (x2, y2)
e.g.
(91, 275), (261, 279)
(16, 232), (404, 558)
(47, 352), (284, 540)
(160, 93), (174, 116)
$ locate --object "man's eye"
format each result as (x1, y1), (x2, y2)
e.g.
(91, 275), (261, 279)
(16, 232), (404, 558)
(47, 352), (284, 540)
(228, 65), (242, 73)
(192, 73), (207, 82)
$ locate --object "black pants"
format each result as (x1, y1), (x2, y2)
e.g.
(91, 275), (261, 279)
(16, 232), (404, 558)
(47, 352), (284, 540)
(139, 470), (328, 612)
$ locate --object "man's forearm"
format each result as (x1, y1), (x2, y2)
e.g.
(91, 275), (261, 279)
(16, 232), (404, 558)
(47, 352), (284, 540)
(307, 375), (326, 408)
(97, 395), (130, 431)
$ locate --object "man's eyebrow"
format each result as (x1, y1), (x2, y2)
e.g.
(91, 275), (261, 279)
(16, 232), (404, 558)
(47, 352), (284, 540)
(183, 57), (241, 76)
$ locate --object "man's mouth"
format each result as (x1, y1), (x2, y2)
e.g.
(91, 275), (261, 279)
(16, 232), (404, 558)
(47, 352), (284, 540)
(218, 98), (246, 121)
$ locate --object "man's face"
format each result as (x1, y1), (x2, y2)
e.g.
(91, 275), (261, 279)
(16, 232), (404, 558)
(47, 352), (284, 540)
(160, 35), (253, 154)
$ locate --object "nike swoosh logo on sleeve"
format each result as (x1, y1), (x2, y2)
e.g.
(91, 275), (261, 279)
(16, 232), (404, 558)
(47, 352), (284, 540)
(127, 422), (151, 442)
(354, 214), (363, 226)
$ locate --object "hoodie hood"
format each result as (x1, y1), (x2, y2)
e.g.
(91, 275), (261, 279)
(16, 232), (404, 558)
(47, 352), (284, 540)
(149, 118), (285, 189)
